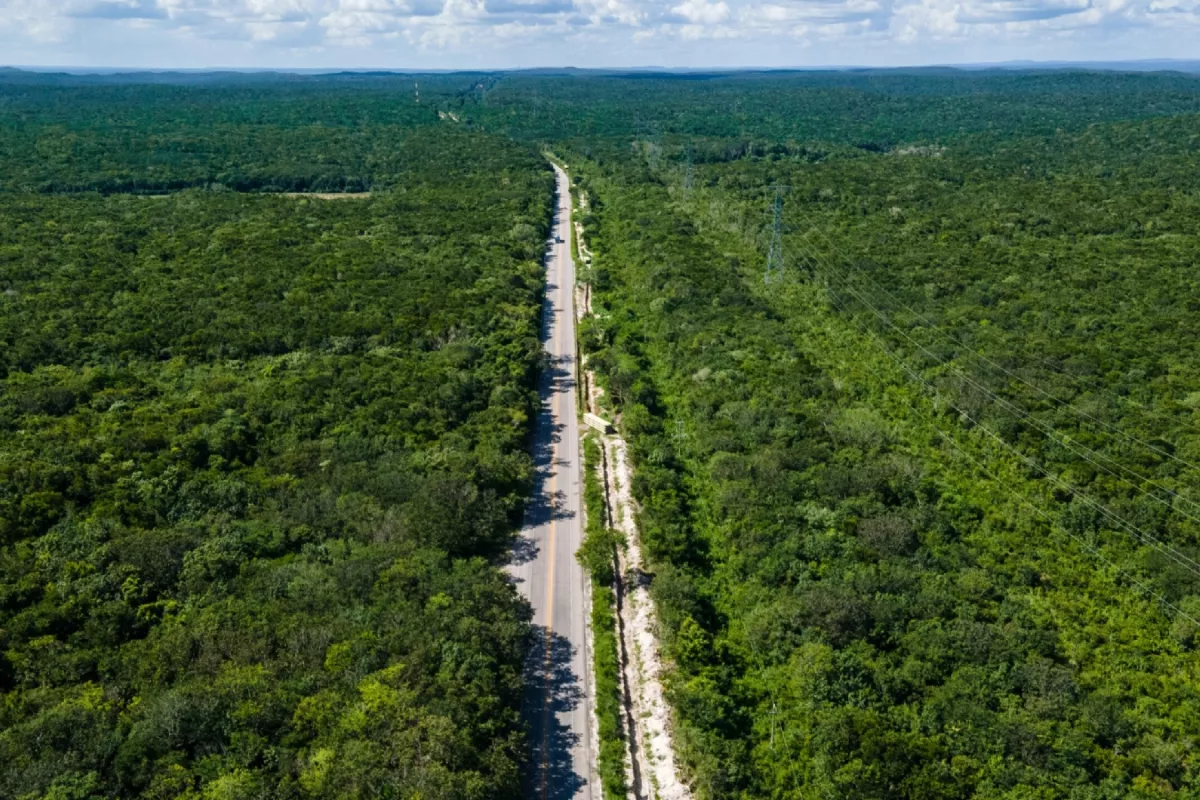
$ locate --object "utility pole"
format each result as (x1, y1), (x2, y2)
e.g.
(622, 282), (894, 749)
(765, 186), (784, 284)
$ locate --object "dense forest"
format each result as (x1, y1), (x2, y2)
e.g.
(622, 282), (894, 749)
(0, 89), (554, 798)
(0, 73), (495, 193)
(560, 74), (1200, 797)
(4, 66), (1200, 799)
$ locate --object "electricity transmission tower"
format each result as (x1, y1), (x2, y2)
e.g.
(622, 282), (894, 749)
(765, 186), (785, 284)
(683, 140), (695, 195)
(647, 122), (662, 170)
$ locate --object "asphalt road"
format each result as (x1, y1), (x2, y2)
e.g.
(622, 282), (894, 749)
(508, 164), (594, 800)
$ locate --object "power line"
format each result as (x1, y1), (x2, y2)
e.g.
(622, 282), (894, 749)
(929, 399), (1200, 628)
(855, 311), (1200, 625)
(786, 214), (1200, 534)
(789, 203), (1200, 478)
(736, 239), (1200, 796)
(782, 233), (1200, 615)
(779, 231), (1200, 584)
(954, 284), (1200, 439)
(784, 228), (1200, 574)
(764, 186), (785, 285)
(790, 226), (1200, 539)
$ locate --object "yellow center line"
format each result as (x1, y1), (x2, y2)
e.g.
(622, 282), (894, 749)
(540, 229), (564, 800)
(540, 458), (557, 800)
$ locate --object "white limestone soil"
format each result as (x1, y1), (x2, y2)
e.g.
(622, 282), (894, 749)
(606, 434), (692, 800)
(575, 185), (690, 800)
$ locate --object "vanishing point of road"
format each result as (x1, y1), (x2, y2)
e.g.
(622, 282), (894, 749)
(508, 164), (594, 800)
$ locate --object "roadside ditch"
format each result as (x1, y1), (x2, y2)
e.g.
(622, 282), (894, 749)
(572, 183), (693, 800)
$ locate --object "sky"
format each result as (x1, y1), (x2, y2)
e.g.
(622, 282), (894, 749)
(1, 0), (1198, 70)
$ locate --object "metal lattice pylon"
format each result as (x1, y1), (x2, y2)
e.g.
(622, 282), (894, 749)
(683, 140), (695, 195)
(765, 187), (784, 284)
(647, 122), (662, 170)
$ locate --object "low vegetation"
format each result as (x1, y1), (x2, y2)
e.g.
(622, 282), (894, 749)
(576, 435), (629, 800)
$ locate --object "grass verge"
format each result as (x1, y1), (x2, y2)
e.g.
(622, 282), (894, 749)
(576, 434), (629, 800)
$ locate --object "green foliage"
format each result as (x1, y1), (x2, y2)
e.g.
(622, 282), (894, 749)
(0, 104), (553, 797)
(576, 435), (628, 799)
(482, 69), (1200, 153)
(0, 73), (498, 194)
(573, 117), (1200, 798)
(589, 587), (627, 800)
(6, 64), (1200, 800)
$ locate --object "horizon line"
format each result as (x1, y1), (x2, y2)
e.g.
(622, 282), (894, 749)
(5, 58), (1200, 76)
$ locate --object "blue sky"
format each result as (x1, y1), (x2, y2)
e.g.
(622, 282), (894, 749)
(2, 0), (1197, 69)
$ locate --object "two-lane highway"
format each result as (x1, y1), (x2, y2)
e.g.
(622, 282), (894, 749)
(508, 164), (594, 800)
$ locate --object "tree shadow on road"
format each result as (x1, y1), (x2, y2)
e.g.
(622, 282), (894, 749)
(524, 349), (579, 518)
(522, 626), (589, 800)
(509, 344), (581, 572)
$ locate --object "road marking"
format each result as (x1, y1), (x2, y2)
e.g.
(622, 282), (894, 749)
(541, 455), (557, 799)
(538, 182), (580, 800)
(540, 228), (562, 800)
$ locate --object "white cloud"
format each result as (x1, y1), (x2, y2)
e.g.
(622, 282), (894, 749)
(0, 0), (1197, 64)
(573, 0), (647, 25)
(2, 0), (79, 42)
(956, 0), (1091, 24)
(672, 0), (731, 22)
